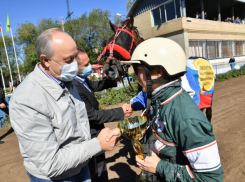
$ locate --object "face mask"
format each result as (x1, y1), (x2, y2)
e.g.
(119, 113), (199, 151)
(50, 59), (78, 82)
(80, 65), (92, 78)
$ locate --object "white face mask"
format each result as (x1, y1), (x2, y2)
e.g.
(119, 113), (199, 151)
(50, 59), (78, 82)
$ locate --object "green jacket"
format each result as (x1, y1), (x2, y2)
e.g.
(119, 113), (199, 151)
(141, 86), (224, 182)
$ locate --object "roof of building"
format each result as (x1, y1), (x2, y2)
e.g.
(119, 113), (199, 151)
(235, 0), (245, 3)
(127, 0), (245, 17)
(127, 0), (168, 17)
(127, 0), (141, 17)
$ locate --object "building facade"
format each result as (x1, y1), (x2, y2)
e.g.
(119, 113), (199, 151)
(127, 0), (245, 64)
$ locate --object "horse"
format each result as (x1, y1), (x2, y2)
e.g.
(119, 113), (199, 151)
(97, 16), (144, 80)
(97, 17), (214, 122)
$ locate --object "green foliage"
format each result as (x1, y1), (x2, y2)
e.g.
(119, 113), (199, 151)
(112, 15), (125, 27)
(16, 19), (62, 74)
(0, 35), (20, 80)
(90, 75), (103, 81)
(127, 1), (133, 12)
(13, 9), (123, 74)
(129, 72), (137, 81)
(64, 9), (115, 65)
(95, 82), (138, 108)
(2, 114), (11, 128)
(216, 66), (245, 82)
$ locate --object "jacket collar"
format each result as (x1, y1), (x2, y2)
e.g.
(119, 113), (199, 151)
(153, 86), (183, 107)
(73, 78), (98, 103)
(33, 63), (65, 101)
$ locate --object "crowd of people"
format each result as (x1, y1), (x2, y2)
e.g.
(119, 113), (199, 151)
(0, 28), (224, 182)
(225, 16), (243, 24)
(195, 12), (244, 24)
(195, 12), (208, 19)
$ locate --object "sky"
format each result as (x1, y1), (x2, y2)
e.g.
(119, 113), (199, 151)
(0, 0), (130, 35)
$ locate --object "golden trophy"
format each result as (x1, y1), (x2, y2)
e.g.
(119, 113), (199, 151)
(118, 116), (148, 180)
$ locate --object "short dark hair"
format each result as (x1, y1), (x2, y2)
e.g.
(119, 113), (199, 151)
(76, 48), (87, 64)
(77, 48), (86, 54)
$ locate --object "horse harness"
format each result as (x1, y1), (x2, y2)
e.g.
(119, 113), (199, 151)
(97, 25), (141, 62)
(97, 25), (143, 96)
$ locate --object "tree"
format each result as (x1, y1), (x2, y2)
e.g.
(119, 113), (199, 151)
(0, 36), (18, 82)
(16, 19), (61, 73)
(65, 9), (115, 64)
(112, 15), (125, 27)
(15, 9), (122, 73)
(127, 0), (136, 12)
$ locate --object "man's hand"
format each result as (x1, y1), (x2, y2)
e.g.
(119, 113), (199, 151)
(122, 103), (133, 118)
(105, 128), (121, 142)
(0, 103), (6, 109)
(136, 152), (161, 174)
(97, 128), (121, 151)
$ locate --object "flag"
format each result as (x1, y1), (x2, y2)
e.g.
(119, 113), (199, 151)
(187, 57), (215, 109)
(6, 14), (10, 33)
(0, 23), (2, 32)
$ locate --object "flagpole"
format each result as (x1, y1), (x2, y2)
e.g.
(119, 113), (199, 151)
(0, 23), (14, 91)
(10, 27), (21, 82)
(0, 68), (6, 93)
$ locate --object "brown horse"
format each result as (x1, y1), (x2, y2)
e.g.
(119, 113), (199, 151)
(97, 16), (144, 80)
(98, 17), (213, 123)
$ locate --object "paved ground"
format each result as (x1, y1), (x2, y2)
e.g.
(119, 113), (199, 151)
(0, 76), (245, 182)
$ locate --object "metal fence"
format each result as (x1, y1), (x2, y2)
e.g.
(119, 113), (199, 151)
(212, 61), (245, 75)
(0, 77), (135, 128)
(101, 76), (134, 95)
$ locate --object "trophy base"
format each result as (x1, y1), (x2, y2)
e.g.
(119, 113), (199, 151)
(135, 173), (147, 182)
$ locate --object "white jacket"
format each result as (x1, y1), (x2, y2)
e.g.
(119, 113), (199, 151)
(10, 64), (101, 180)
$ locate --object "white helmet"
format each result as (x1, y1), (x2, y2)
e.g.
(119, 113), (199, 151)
(121, 37), (187, 79)
(121, 38), (187, 113)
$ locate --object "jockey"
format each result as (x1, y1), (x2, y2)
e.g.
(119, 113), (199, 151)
(128, 70), (200, 111)
(121, 38), (223, 182)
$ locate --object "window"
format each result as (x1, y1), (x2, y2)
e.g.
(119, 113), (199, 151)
(152, 0), (181, 27)
(222, 41), (228, 57)
(152, 8), (161, 26)
(189, 41), (205, 57)
(236, 41), (242, 56)
(227, 41), (232, 57)
(207, 41), (218, 59)
(166, 1), (176, 21)
(175, 0), (181, 18)
(189, 41), (196, 57)
(190, 40), (245, 59)
(160, 6), (166, 24)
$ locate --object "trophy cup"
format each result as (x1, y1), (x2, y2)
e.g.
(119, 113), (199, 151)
(118, 116), (148, 180)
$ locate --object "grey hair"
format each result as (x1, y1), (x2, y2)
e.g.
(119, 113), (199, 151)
(35, 28), (63, 61)
(76, 48), (86, 64)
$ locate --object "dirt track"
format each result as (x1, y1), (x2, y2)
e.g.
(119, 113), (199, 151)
(0, 76), (245, 182)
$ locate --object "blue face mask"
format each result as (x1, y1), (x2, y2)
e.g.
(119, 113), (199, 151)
(50, 60), (78, 82)
(80, 65), (92, 78)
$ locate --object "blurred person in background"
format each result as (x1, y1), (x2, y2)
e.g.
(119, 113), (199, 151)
(0, 60), (8, 115)
(229, 55), (235, 70)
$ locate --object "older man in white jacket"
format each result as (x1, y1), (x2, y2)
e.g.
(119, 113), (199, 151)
(10, 28), (120, 182)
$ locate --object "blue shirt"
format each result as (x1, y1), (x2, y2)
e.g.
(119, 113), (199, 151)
(75, 76), (91, 92)
(38, 64), (67, 89)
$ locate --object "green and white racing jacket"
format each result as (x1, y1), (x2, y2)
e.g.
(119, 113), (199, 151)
(140, 86), (224, 182)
